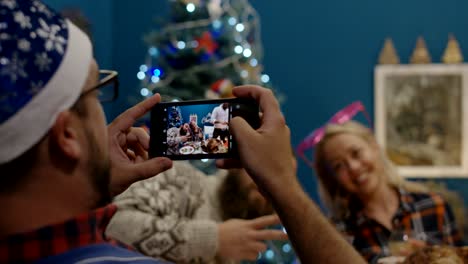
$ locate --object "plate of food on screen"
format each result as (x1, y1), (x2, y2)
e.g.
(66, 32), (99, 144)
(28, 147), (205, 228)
(179, 145), (195, 155)
(201, 138), (228, 154)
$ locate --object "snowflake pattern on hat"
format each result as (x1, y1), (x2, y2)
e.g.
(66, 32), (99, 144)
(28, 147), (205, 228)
(0, 0), (69, 124)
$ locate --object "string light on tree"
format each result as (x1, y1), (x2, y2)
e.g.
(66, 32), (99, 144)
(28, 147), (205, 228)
(137, 71), (145, 80)
(148, 47), (158, 56)
(186, 3), (196, 12)
(139, 64), (148, 72)
(140, 88), (149, 96)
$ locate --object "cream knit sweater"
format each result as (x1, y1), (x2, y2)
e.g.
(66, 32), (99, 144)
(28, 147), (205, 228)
(106, 161), (232, 263)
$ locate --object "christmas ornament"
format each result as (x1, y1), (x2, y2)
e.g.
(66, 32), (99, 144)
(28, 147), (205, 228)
(206, 79), (234, 99)
(195, 32), (218, 55)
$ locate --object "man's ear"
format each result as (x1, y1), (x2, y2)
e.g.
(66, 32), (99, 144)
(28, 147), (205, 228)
(50, 111), (82, 159)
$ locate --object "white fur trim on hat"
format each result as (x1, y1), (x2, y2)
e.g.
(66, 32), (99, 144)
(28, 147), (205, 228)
(0, 21), (92, 164)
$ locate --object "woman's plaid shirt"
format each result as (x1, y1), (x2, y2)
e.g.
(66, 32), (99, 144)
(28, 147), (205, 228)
(334, 188), (464, 263)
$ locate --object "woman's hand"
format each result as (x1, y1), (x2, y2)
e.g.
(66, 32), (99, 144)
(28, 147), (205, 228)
(218, 215), (288, 261)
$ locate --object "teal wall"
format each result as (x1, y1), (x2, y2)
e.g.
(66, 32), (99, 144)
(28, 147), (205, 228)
(43, 1), (468, 204)
(43, 0), (114, 68)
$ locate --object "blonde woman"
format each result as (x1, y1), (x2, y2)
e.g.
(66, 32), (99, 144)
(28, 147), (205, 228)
(313, 121), (463, 263)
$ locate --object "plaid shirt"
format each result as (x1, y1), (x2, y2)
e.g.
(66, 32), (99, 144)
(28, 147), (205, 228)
(0, 204), (130, 264)
(335, 188), (464, 263)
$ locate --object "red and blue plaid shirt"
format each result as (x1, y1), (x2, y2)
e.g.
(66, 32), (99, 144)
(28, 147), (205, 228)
(334, 188), (464, 263)
(0, 204), (131, 263)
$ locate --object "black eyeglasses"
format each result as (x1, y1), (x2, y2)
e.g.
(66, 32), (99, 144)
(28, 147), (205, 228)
(80, 70), (119, 103)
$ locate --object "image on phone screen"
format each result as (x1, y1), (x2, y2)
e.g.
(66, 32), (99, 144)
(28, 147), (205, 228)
(150, 98), (259, 160)
(166, 102), (231, 156)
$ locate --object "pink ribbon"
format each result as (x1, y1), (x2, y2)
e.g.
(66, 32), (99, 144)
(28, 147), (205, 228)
(296, 101), (371, 168)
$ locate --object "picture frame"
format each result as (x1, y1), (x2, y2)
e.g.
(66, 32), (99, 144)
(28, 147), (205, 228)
(374, 64), (468, 178)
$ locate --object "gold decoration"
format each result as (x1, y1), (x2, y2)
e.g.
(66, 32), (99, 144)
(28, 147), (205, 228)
(378, 38), (400, 64)
(410, 36), (432, 64)
(442, 34), (464, 64)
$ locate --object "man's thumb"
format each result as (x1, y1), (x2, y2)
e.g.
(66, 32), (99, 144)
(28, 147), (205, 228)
(230, 116), (257, 147)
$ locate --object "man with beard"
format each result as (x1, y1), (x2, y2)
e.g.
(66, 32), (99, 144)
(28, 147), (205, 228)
(0, 1), (366, 263)
(0, 1), (172, 262)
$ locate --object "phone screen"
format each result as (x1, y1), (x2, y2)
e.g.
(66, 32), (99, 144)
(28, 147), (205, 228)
(150, 98), (259, 160)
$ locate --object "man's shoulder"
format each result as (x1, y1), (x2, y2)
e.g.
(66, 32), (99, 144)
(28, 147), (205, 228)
(122, 161), (206, 190)
(113, 161), (207, 208)
(36, 244), (172, 264)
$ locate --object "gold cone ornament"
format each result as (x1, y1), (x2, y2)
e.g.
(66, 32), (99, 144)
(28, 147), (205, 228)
(410, 37), (432, 64)
(442, 34), (463, 64)
(378, 38), (400, 64)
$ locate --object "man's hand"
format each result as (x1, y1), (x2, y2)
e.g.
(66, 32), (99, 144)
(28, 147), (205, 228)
(217, 86), (298, 197)
(217, 86), (366, 264)
(217, 214), (288, 261)
(108, 94), (173, 196)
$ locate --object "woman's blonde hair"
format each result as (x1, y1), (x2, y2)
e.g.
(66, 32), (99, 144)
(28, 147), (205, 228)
(313, 120), (427, 219)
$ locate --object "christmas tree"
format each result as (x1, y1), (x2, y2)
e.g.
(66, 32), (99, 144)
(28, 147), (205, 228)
(136, 0), (279, 101)
(168, 106), (183, 127)
(134, 2), (295, 263)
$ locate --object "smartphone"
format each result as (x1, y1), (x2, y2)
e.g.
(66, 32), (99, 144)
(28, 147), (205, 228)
(150, 98), (260, 160)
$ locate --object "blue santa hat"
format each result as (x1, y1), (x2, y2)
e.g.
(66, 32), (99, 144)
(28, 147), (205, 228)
(0, 0), (92, 163)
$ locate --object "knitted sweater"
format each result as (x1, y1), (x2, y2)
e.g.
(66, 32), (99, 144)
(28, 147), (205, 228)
(106, 161), (230, 263)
